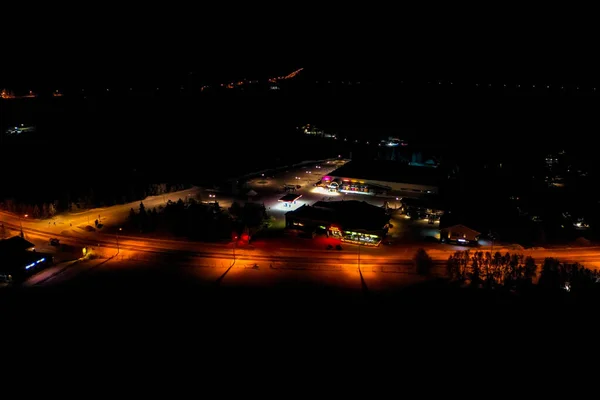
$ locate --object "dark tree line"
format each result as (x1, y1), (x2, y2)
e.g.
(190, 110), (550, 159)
(446, 250), (600, 296)
(126, 199), (269, 241)
(538, 258), (600, 293)
(0, 199), (57, 218)
(0, 183), (189, 217)
(127, 199), (231, 241)
(446, 250), (537, 290)
(228, 201), (268, 228)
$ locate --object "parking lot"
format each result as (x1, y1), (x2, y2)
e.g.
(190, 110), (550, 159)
(238, 159), (442, 248)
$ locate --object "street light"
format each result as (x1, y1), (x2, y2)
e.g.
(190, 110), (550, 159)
(232, 236), (238, 263)
(355, 229), (367, 272)
(19, 214), (28, 238)
(116, 227), (122, 253)
(358, 237), (361, 272)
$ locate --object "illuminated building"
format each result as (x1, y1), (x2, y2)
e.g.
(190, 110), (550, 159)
(380, 137), (407, 147)
(400, 197), (445, 220)
(285, 200), (389, 246)
(299, 124), (336, 138)
(440, 224), (480, 245)
(5, 124), (36, 136)
(278, 193), (302, 207)
(323, 160), (441, 198)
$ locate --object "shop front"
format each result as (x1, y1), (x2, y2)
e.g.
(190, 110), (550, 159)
(325, 179), (391, 196)
(328, 225), (343, 238)
(341, 230), (382, 246)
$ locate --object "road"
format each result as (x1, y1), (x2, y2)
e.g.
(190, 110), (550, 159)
(2, 158), (600, 289)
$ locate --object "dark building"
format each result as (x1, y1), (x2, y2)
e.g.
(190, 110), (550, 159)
(400, 197), (445, 221)
(285, 200), (390, 246)
(0, 236), (51, 283)
(0, 236), (36, 253)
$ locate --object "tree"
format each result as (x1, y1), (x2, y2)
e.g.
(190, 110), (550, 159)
(242, 203), (267, 228)
(150, 207), (159, 231)
(470, 256), (482, 286)
(5, 199), (15, 213)
(138, 202), (148, 231)
(48, 203), (56, 217)
(539, 258), (561, 290)
(523, 256), (537, 282)
(42, 203), (49, 218)
(229, 201), (242, 218)
(414, 248), (434, 277)
(32, 204), (41, 218)
(128, 207), (137, 226)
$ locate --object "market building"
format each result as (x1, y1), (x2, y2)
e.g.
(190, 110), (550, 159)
(320, 160), (442, 198)
(285, 200), (390, 246)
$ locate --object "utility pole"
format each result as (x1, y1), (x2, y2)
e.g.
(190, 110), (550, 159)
(20, 214), (28, 238)
(232, 235), (238, 264)
(116, 227), (122, 253)
(358, 238), (361, 272)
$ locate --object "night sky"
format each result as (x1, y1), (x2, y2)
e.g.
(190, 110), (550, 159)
(4, 16), (600, 93)
(3, 8), (598, 90)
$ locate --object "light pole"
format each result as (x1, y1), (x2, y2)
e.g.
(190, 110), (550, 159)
(358, 238), (361, 272)
(355, 229), (367, 272)
(116, 227), (122, 253)
(20, 214), (28, 238)
(232, 236), (238, 264)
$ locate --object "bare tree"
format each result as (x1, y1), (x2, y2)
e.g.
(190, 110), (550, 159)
(414, 248), (434, 277)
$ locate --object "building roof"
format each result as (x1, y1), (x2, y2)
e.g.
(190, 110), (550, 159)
(401, 197), (445, 211)
(327, 160), (442, 187)
(279, 193), (302, 202)
(441, 224), (481, 237)
(286, 204), (335, 222)
(287, 200), (389, 231)
(0, 236), (35, 255)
